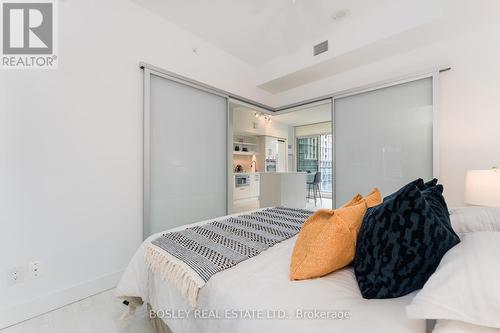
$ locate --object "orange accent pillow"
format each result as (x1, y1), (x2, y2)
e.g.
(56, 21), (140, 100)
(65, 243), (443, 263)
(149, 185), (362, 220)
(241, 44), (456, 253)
(342, 188), (382, 208)
(289, 188), (382, 281)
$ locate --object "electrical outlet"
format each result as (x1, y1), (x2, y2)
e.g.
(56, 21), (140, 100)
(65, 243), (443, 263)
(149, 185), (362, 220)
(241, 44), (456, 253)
(28, 261), (42, 279)
(7, 266), (24, 285)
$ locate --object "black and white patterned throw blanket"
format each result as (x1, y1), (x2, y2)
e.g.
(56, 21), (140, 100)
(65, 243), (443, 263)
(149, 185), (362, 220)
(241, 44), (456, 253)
(145, 207), (313, 306)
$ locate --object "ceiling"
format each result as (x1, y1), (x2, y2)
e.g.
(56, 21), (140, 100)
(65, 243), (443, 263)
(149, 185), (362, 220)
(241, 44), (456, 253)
(133, 0), (395, 66)
(230, 99), (331, 126)
(272, 102), (332, 126)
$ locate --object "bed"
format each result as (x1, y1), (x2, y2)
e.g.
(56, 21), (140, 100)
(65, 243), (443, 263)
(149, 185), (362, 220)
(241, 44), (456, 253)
(116, 209), (426, 333)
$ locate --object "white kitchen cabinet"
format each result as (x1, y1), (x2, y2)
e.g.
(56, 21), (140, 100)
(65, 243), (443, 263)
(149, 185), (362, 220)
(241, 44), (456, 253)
(265, 137), (278, 156)
(233, 185), (251, 201)
(232, 173), (260, 213)
(249, 173), (260, 197)
(257, 136), (287, 173)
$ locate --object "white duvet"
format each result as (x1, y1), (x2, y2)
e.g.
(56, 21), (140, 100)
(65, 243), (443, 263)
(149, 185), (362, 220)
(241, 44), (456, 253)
(116, 214), (425, 333)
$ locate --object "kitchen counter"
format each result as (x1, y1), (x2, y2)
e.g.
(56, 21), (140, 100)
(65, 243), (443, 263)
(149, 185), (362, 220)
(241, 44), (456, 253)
(259, 172), (307, 209)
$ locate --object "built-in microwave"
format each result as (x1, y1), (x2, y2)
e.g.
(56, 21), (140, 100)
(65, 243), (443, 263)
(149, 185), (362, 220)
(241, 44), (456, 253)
(235, 174), (250, 187)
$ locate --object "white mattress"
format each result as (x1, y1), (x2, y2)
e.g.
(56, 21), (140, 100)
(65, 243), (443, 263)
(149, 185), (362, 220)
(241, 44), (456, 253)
(116, 213), (425, 333)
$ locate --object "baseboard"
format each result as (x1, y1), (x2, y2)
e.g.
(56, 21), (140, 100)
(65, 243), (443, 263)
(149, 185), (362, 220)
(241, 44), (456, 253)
(0, 270), (123, 329)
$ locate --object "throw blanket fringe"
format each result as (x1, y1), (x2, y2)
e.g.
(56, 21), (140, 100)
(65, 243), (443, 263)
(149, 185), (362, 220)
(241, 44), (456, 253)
(144, 207), (313, 307)
(145, 244), (204, 307)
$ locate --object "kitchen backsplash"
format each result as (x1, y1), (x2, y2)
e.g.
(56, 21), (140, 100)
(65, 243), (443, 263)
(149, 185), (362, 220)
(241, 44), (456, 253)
(233, 155), (255, 173)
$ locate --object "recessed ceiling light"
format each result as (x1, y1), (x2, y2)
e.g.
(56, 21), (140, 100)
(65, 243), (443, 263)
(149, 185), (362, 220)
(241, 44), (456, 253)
(331, 9), (349, 21)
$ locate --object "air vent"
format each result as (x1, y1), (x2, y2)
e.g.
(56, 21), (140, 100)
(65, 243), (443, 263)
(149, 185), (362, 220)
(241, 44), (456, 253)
(313, 40), (328, 56)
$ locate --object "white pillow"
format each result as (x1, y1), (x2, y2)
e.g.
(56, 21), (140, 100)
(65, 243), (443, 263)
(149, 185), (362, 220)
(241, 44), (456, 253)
(406, 232), (500, 329)
(450, 207), (500, 234)
(433, 320), (500, 333)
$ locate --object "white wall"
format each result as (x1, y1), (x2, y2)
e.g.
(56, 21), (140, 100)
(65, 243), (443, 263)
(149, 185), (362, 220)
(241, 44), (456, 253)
(233, 107), (290, 139)
(0, 0), (273, 327)
(437, 21), (500, 206)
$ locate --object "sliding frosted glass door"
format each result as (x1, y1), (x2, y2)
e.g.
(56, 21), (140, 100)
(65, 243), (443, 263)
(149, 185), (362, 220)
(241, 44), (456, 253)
(334, 77), (433, 207)
(144, 72), (227, 237)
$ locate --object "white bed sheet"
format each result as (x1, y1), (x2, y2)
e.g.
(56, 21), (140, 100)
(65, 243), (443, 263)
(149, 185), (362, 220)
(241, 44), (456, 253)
(116, 213), (425, 333)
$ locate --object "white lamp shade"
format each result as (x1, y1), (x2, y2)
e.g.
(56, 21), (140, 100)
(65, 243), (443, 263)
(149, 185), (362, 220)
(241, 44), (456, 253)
(465, 170), (500, 207)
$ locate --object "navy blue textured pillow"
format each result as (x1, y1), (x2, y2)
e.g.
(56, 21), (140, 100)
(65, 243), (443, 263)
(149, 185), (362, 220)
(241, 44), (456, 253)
(354, 183), (460, 299)
(421, 184), (454, 230)
(423, 178), (438, 188)
(383, 178), (424, 202)
(383, 178), (437, 203)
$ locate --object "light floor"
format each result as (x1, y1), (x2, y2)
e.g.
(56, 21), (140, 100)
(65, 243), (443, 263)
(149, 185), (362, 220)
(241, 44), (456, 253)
(1, 289), (155, 333)
(306, 197), (333, 211)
